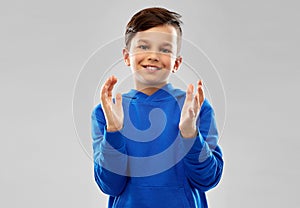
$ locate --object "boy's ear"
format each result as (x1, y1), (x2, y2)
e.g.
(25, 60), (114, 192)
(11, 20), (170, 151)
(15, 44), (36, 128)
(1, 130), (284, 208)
(172, 56), (182, 73)
(123, 48), (130, 66)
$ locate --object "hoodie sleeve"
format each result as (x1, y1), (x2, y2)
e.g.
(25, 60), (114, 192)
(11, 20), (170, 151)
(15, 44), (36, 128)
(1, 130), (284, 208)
(91, 105), (128, 196)
(182, 99), (224, 192)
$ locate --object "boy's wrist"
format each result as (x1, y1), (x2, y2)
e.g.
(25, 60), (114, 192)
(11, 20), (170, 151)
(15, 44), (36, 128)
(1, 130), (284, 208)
(106, 125), (123, 132)
(180, 127), (198, 139)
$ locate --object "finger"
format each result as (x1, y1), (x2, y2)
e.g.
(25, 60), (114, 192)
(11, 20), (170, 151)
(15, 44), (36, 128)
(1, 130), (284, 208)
(102, 76), (117, 99)
(106, 76), (118, 97)
(107, 76), (117, 90)
(101, 78), (111, 100)
(193, 93), (200, 112)
(101, 76), (114, 92)
(197, 80), (203, 95)
(115, 93), (122, 108)
(101, 81), (109, 102)
(185, 84), (194, 103)
(198, 79), (203, 86)
(101, 76), (117, 103)
(197, 80), (204, 105)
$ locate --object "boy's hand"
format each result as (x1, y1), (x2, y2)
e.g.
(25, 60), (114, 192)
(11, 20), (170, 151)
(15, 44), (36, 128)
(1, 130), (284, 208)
(101, 75), (124, 132)
(179, 80), (204, 138)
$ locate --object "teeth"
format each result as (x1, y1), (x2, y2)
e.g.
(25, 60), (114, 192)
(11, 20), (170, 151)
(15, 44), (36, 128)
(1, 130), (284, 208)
(145, 66), (160, 70)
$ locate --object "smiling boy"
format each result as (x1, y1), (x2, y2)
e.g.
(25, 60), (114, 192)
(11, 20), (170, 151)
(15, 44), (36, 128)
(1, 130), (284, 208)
(91, 7), (223, 208)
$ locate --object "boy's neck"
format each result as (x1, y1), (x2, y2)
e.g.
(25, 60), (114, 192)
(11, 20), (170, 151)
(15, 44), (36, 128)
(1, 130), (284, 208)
(135, 82), (168, 96)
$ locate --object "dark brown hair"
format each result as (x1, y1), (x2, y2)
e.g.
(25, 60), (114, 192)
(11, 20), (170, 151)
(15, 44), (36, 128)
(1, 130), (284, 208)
(125, 7), (183, 49)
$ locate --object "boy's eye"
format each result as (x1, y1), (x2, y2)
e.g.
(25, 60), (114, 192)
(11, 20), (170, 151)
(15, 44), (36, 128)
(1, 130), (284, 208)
(138, 45), (149, 50)
(160, 48), (172, 53)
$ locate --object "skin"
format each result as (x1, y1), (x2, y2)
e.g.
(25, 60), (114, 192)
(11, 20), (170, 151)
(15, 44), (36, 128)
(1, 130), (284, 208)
(100, 25), (205, 138)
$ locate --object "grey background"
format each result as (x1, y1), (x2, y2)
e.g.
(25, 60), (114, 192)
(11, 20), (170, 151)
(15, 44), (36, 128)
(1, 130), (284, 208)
(1, 0), (299, 207)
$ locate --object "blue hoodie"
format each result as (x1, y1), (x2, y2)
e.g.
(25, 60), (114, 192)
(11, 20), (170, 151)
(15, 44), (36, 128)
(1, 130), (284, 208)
(91, 83), (223, 208)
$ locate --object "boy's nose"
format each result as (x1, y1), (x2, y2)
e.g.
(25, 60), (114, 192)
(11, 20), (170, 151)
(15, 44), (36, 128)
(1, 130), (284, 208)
(147, 51), (159, 62)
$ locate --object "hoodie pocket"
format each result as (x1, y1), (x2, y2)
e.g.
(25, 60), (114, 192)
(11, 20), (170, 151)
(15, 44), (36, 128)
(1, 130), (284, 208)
(114, 185), (191, 208)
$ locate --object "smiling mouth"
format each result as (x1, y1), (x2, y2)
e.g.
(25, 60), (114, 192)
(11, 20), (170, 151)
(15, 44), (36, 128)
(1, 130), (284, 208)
(143, 65), (162, 71)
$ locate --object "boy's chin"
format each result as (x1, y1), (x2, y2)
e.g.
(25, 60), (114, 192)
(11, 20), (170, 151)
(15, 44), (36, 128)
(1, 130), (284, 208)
(140, 81), (168, 87)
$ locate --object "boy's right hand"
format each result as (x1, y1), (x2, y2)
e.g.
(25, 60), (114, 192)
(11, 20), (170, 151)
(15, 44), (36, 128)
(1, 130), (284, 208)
(101, 75), (124, 132)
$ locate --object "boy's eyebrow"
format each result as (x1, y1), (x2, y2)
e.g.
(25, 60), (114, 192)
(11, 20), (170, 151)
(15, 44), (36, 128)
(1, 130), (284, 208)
(137, 39), (150, 44)
(137, 39), (173, 47)
(160, 42), (173, 48)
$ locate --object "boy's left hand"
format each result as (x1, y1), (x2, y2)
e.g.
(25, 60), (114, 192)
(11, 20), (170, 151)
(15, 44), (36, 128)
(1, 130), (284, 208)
(179, 80), (204, 138)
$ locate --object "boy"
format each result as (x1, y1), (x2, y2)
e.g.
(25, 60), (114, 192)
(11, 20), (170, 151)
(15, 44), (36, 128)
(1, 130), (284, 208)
(91, 7), (223, 208)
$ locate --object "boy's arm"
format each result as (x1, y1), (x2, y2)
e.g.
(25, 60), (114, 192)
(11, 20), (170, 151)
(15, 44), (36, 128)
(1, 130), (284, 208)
(91, 106), (128, 197)
(182, 100), (224, 192)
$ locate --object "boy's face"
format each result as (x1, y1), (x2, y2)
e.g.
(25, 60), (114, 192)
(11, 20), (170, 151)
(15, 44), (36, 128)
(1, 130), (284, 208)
(123, 25), (182, 90)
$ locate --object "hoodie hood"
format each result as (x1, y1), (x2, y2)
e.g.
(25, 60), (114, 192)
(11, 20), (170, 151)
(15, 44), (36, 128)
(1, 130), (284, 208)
(122, 83), (186, 102)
